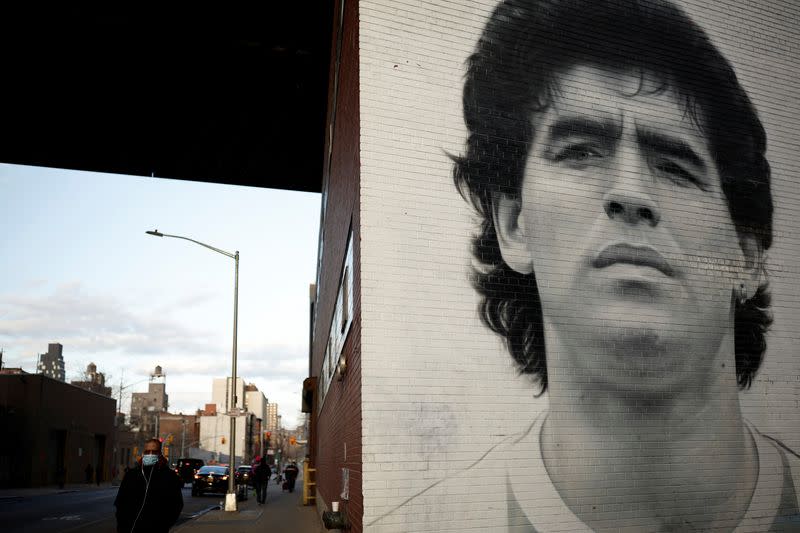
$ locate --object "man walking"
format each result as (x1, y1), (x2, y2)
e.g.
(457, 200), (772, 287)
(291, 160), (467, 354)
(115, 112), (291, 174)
(283, 461), (299, 493)
(253, 456), (270, 504)
(114, 438), (183, 533)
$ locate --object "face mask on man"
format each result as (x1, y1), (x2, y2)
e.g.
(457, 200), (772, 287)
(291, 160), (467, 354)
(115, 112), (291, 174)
(142, 454), (159, 467)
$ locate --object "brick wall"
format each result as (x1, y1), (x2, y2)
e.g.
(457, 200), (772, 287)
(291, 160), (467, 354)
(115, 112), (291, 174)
(158, 414), (199, 459)
(359, 0), (800, 531)
(312, 0), (363, 529)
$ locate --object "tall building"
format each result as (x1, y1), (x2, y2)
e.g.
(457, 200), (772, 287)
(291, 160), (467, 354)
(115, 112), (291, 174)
(197, 411), (254, 464)
(265, 403), (279, 431)
(130, 383), (168, 431)
(70, 362), (112, 396)
(244, 385), (268, 422)
(200, 378), (263, 463)
(129, 366), (167, 431)
(36, 343), (65, 382)
(211, 377), (245, 413)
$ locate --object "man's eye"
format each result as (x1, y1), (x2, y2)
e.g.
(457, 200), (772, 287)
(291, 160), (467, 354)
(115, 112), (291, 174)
(555, 145), (601, 164)
(655, 160), (700, 187)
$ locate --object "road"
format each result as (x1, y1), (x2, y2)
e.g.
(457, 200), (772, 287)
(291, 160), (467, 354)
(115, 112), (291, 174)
(0, 484), (223, 532)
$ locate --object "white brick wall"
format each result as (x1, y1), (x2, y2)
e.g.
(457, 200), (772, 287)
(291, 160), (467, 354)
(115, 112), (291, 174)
(359, 0), (800, 530)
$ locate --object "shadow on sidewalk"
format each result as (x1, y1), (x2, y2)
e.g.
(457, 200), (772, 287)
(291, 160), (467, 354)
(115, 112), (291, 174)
(174, 479), (324, 533)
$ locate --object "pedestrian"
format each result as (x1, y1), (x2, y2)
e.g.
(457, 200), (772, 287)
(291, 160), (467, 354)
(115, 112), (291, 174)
(253, 456), (270, 504)
(283, 461), (299, 493)
(84, 463), (94, 484)
(114, 438), (183, 533)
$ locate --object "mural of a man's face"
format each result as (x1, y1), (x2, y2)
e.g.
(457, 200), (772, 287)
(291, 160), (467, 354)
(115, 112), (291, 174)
(495, 64), (760, 396)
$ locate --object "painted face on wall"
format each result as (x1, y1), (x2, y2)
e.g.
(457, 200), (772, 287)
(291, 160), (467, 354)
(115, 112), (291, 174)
(495, 65), (758, 395)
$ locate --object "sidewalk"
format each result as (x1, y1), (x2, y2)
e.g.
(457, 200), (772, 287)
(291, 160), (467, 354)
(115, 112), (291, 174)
(174, 478), (325, 533)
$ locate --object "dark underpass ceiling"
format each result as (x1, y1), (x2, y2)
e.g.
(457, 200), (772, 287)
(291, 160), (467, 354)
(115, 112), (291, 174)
(1, 5), (333, 193)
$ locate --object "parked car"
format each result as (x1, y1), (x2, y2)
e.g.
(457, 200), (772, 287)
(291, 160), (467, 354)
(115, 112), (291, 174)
(236, 465), (254, 486)
(175, 458), (205, 484)
(192, 465), (230, 496)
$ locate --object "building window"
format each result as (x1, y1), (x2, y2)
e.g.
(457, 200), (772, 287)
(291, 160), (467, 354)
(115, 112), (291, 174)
(319, 230), (354, 407)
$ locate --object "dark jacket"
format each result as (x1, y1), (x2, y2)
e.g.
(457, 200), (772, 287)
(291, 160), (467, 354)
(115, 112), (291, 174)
(253, 460), (270, 483)
(283, 464), (299, 481)
(114, 456), (183, 533)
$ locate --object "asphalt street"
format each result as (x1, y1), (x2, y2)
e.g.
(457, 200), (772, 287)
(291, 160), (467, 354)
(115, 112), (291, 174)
(0, 484), (218, 532)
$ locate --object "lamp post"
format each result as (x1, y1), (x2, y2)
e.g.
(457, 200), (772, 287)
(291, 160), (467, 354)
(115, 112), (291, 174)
(146, 229), (240, 512)
(181, 418), (187, 459)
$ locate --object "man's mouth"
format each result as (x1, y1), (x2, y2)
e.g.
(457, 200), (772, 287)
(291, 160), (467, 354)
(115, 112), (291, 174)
(592, 243), (674, 277)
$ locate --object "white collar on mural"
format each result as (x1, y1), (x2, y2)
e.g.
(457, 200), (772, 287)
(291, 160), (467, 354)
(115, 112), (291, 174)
(507, 412), (785, 532)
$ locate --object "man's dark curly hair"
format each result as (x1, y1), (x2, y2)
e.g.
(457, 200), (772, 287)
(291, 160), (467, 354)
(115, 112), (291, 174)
(453, 0), (773, 394)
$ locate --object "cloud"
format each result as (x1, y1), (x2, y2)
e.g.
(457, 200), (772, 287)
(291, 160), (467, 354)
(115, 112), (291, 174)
(0, 282), (221, 363)
(0, 282), (309, 429)
(159, 345), (310, 428)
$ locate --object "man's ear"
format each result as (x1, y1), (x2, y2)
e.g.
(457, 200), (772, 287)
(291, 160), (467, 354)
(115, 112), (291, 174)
(738, 233), (765, 298)
(492, 193), (534, 274)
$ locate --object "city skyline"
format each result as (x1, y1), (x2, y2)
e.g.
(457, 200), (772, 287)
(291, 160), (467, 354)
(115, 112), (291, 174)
(0, 163), (320, 428)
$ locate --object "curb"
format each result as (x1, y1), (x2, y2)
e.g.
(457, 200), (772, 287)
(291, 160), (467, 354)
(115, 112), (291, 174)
(172, 505), (221, 531)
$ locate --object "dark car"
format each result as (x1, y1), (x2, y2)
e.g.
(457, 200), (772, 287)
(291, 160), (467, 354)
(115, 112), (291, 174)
(192, 465), (230, 496)
(236, 465), (254, 486)
(175, 458), (205, 484)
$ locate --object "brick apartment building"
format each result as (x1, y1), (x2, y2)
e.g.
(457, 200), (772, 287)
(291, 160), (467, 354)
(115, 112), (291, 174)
(70, 362), (112, 397)
(157, 412), (200, 461)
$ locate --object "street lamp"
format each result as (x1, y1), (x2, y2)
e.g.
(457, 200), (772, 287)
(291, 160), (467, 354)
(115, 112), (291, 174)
(117, 376), (153, 422)
(146, 229), (240, 512)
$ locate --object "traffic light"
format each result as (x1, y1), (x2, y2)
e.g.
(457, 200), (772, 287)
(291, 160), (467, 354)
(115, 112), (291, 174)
(289, 436), (297, 446)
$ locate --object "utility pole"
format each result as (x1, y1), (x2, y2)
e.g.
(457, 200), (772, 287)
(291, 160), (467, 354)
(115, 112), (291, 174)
(118, 370), (124, 422)
(181, 418), (187, 458)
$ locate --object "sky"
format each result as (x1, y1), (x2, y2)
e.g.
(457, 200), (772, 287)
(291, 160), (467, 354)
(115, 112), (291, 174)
(0, 163), (320, 429)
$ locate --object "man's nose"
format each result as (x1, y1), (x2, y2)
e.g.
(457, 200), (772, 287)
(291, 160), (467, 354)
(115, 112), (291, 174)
(602, 149), (660, 227)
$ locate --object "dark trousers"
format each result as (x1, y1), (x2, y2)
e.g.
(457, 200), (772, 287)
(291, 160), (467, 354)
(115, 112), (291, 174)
(255, 480), (267, 503)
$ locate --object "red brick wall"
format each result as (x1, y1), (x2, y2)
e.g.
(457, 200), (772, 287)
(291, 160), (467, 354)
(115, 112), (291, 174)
(157, 414), (199, 459)
(311, 0), (362, 529)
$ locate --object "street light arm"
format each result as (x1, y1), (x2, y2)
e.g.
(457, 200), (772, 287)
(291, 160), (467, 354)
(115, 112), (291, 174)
(146, 230), (236, 259)
(118, 377), (152, 392)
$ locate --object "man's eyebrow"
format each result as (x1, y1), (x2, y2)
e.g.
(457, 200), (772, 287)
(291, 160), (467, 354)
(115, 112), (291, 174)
(546, 116), (620, 141)
(637, 128), (707, 171)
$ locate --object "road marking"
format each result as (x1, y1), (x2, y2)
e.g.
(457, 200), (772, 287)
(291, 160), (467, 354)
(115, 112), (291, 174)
(59, 517), (111, 532)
